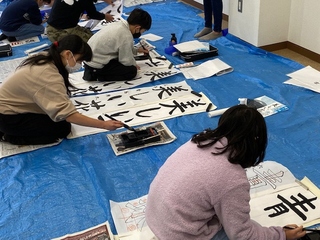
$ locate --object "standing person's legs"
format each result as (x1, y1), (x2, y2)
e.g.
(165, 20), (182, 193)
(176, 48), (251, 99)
(212, 0), (223, 32)
(0, 113), (71, 145)
(204, 0), (213, 28)
(198, 0), (223, 40)
(194, 0), (212, 38)
(84, 59), (137, 82)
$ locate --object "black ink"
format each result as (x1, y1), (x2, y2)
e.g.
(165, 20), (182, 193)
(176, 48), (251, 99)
(117, 4), (122, 13)
(88, 85), (103, 93)
(159, 99), (206, 115)
(144, 71), (176, 82)
(90, 100), (105, 110)
(136, 107), (162, 117)
(129, 91), (149, 100)
(153, 86), (189, 99)
(108, 95), (122, 101)
(191, 91), (202, 97)
(74, 100), (90, 111)
(264, 193), (317, 221)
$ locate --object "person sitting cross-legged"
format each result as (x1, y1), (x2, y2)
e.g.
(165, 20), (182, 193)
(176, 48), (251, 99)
(83, 8), (152, 82)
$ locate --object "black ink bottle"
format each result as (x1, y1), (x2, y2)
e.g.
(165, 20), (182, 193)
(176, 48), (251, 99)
(170, 33), (177, 45)
(165, 33), (178, 55)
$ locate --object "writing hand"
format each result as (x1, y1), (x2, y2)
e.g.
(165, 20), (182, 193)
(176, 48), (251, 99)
(104, 13), (114, 22)
(283, 225), (306, 240)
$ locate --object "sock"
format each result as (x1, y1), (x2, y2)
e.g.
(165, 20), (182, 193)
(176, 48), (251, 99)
(194, 27), (212, 38)
(198, 31), (222, 41)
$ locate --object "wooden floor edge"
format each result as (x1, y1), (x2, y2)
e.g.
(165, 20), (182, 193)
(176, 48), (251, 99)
(260, 41), (320, 63)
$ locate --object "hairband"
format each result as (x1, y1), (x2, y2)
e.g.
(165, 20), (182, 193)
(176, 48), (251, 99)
(53, 41), (59, 47)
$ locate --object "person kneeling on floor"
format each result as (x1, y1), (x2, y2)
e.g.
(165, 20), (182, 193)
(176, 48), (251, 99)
(0, 35), (123, 145)
(0, 0), (51, 42)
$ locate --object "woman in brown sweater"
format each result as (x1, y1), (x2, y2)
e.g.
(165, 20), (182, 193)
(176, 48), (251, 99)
(0, 34), (123, 145)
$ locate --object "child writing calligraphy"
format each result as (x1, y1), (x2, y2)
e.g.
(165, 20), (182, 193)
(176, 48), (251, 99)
(0, 35), (123, 145)
(83, 8), (152, 82)
(145, 105), (306, 240)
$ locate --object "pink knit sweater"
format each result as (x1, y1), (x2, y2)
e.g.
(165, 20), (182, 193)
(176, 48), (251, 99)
(145, 139), (285, 240)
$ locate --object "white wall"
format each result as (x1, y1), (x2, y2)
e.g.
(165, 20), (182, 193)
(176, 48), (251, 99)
(228, 0), (291, 47)
(228, 0), (261, 46)
(258, 0), (290, 46)
(223, 0), (229, 15)
(289, 0), (320, 54)
(227, 0), (320, 54)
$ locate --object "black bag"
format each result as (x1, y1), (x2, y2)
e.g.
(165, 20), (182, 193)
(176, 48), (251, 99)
(0, 43), (12, 57)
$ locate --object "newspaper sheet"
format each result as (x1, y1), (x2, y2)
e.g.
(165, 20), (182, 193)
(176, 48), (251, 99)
(52, 221), (114, 240)
(107, 121), (176, 156)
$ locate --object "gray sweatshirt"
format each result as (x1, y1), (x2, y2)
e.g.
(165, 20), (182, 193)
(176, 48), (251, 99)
(84, 18), (137, 69)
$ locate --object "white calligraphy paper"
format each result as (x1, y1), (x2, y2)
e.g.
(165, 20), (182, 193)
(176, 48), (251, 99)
(248, 161), (320, 227)
(78, 0), (123, 31)
(68, 81), (215, 138)
(0, 56), (26, 84)
(180, 58), (233, 80)
(110, 195), (149, 234)
(284, 66), (320, 93)
(92, 0), (123, 31)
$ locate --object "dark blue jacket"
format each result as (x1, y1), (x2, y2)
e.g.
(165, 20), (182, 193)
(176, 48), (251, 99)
(0, 0), (42, 31)
(47, 0), (105, 29)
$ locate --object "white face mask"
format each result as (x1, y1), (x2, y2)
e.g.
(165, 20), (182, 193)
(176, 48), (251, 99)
(65, 53), (82, 73)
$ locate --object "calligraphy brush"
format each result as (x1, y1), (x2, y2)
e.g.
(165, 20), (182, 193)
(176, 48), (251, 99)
(283, 226), (320, 233)
(140, 41), (154, 64)
(105, 114), (137, 132)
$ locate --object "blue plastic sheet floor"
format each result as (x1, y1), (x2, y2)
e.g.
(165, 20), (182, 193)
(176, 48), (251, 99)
(1, 1), (320, 239)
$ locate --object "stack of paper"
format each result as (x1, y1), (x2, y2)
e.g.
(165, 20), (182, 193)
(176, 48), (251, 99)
(284, 66), (320, 93)
(173, 40), (210, 53)
(180, 58), (233, 80)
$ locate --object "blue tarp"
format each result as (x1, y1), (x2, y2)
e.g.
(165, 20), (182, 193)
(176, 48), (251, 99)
(1, 1), (320, 239)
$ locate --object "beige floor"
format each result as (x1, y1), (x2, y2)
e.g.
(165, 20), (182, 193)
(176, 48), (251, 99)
(272, 49), (320, 71)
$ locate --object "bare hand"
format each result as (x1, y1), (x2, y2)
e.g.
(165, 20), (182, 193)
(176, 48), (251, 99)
(104, 13), (114, 22)
(284, 225), (306, 240)
(136, 65), (141, 70)
(103, 120), (123, 131)
(137, 47), (149, 55)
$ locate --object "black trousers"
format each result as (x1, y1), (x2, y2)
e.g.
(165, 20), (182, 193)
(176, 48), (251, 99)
(0, 113), (71, 145)
(83, 59), (137, 82)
